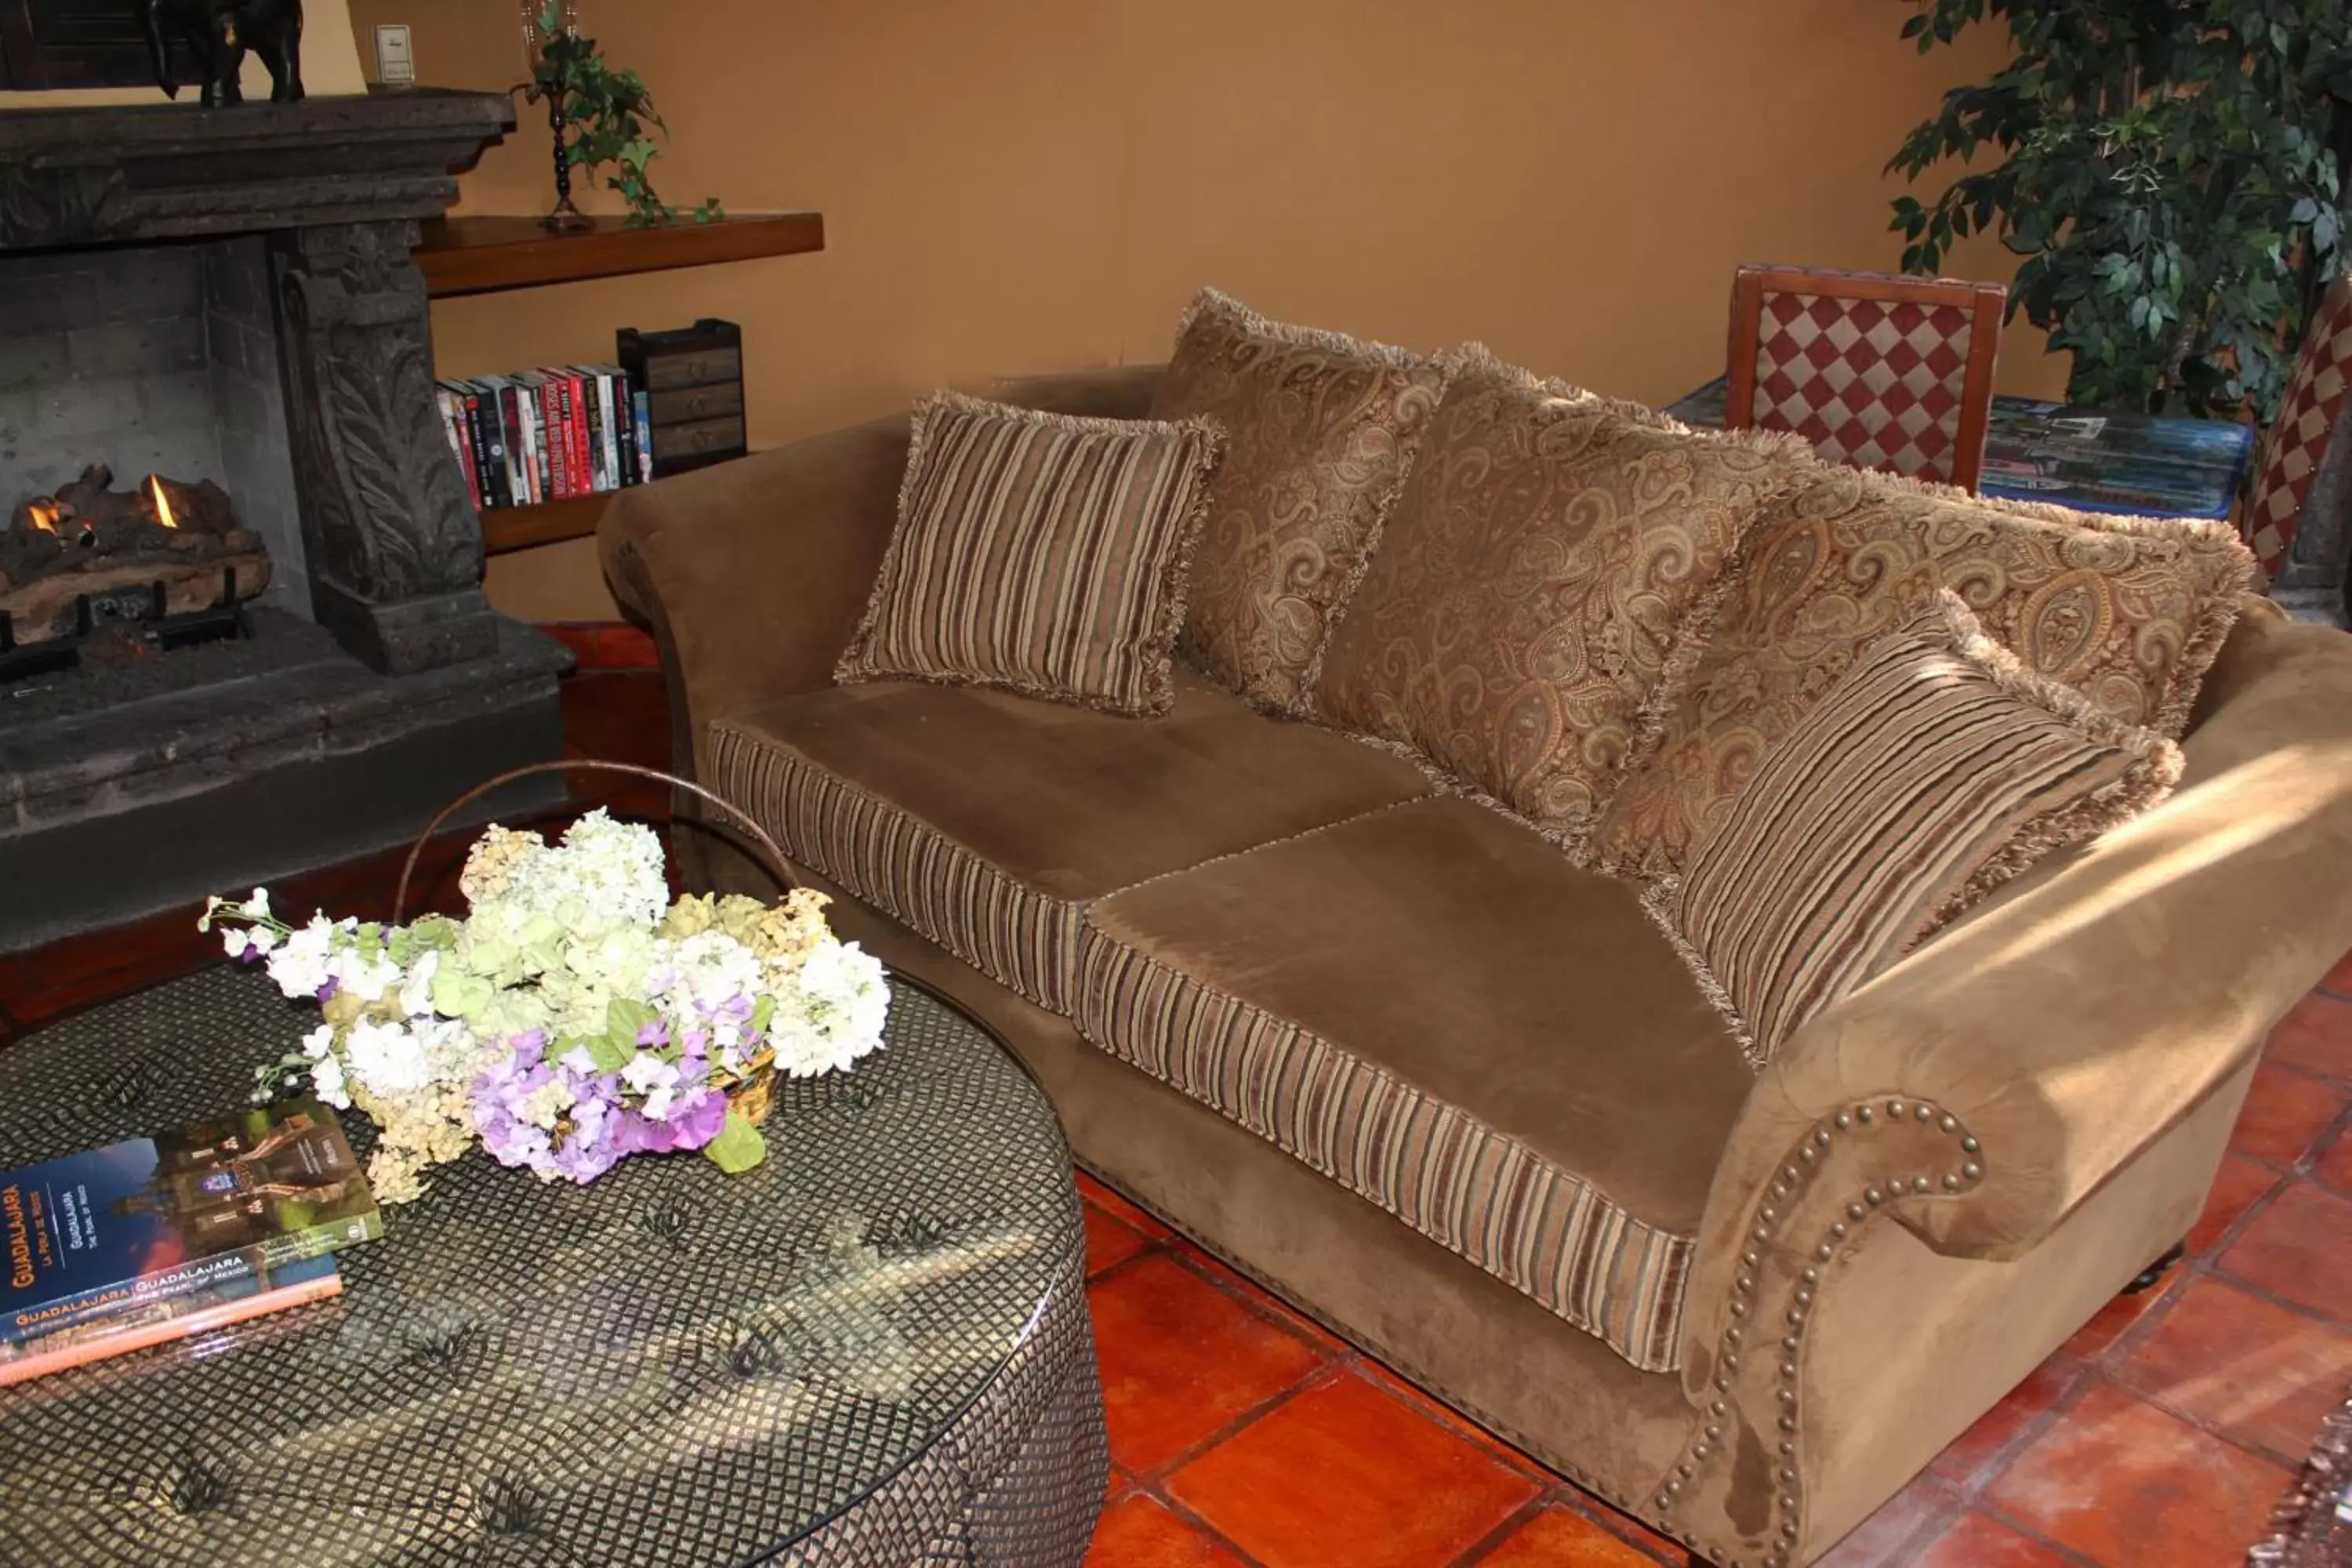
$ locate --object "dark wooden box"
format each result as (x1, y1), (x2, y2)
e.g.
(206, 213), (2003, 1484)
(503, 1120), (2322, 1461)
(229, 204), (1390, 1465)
(617, 318), (748, 480)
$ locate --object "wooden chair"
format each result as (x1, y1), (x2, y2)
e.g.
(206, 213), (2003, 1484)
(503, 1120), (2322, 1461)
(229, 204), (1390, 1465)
(1726, 263), (2007, 492)
(2247, 275), (2352, 609)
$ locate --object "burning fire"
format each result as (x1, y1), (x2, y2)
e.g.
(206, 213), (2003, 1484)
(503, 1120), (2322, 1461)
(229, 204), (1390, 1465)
(148, 476), (178, 529)
(27, 499), (60, 535)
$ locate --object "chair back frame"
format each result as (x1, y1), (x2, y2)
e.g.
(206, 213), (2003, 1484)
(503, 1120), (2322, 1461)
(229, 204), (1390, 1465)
(1726, 263), (2008, 492)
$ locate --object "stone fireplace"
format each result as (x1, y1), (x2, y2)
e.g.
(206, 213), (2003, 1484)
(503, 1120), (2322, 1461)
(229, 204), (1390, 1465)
(0, 91), (573, 951)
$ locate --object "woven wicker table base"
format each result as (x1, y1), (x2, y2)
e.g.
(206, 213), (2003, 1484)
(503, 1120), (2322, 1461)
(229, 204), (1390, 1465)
(0, 966), (1107, 1566)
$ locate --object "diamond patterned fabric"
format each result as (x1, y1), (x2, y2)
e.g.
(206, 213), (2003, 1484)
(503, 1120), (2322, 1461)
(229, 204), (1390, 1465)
(0, 967), (1106, 1567)
(1752, 289), (1976, 482)
(2248, 279), (2352, 577)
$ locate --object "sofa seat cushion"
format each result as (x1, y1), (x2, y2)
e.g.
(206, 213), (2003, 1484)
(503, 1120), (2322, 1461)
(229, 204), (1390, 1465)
(1073, 796), (1751, 1373)
(708, 667), (1433, 1011)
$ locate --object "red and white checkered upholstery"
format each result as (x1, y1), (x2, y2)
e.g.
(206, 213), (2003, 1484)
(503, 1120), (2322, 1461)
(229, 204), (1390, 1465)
(1751, 289), (1980, 483)
(2247, 279), (2352, 578)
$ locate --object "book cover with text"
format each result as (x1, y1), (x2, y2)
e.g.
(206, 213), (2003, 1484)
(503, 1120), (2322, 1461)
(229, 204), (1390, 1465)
(0, 1253), (342, 1387)
(2, 1099), (377, 1347)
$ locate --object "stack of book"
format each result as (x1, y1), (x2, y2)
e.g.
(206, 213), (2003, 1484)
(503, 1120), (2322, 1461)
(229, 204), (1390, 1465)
(437, 365), (654, 514)
(1, 1099), (379, 1386)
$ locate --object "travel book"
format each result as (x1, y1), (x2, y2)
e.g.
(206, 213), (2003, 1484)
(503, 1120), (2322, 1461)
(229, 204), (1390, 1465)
(2, 1098), (378, 1348)
(0, 1253), (342, 1388)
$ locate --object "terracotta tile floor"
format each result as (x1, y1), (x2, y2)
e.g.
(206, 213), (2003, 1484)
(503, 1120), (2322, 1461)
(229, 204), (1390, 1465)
(7, 659), (2347, 1566)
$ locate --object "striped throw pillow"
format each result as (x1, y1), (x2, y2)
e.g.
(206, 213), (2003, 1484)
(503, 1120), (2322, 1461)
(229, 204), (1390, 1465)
(837, 392), (1225, 717)
(1656, 591), (2183, 1068)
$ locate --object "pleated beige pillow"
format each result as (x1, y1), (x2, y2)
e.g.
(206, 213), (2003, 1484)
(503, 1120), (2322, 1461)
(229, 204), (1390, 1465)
(837, 392), (1225, 717)
(1654, 590), (2183, 1068)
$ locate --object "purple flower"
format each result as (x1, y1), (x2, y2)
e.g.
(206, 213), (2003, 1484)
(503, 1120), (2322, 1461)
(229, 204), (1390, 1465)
(670, 1088), (728, 1149)
(553, 1092), (623, 1183)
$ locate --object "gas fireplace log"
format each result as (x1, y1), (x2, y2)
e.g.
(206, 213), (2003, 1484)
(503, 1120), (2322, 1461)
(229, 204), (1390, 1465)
(0, 551), (270, 644)
(2, 467), (268, 643)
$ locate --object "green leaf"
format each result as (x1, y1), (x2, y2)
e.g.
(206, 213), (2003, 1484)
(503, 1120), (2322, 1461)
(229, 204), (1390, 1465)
(702, 1111), (768, 1174)
(606, 996), (659, 1052)
(584, 1033), (633, 1073)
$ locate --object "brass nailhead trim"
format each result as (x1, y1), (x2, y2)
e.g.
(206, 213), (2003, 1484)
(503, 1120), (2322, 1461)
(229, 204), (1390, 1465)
(1660, 1096), (1987, 1562)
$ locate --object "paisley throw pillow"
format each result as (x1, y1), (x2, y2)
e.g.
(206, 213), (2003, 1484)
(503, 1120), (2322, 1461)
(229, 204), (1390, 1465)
(1152, 289), (1452, 714)
(1312, 348), (1815, 856)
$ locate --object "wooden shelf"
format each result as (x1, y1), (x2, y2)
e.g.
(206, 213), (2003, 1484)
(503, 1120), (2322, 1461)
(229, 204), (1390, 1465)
(416, 211), (824, 298)
(480, 492), (611, 554)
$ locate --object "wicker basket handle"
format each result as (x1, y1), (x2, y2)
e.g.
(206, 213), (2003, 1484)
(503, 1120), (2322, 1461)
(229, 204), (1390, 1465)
(392, 760), (793, 926)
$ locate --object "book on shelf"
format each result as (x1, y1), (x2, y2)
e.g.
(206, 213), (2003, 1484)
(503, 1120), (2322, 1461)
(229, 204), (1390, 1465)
(438, 365), (652, 517)
(508, 375), (543, 506)
(2, 1098), (378, 1352)
(0, 1253), (341, 1388)
(436, 386), (480, 506)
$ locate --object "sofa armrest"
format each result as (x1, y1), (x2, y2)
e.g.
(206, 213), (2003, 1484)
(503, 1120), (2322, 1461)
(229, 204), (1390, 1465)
(1649, 609), (2352, 1564)
(598, 415), (913, 779)
(1692, 608), (2352, 1298)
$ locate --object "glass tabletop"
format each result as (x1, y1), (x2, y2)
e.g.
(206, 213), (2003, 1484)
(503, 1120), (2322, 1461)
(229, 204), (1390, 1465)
(0, 965), (1082, 1566)
(1666, 375), (2256, 521)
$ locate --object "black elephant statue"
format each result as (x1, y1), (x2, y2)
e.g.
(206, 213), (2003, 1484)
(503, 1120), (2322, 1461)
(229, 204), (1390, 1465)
(142, 0), (305, 107)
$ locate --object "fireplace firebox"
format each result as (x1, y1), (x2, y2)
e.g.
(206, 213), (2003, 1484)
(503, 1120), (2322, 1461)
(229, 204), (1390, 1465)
(0, 90), (575, 953)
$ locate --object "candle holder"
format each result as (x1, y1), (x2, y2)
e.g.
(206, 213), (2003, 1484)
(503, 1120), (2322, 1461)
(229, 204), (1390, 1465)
(521, 0), (593, 234)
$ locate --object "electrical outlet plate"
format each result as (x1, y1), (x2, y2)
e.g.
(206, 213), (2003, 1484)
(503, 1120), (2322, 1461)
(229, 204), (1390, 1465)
(373, 24), (416, 85)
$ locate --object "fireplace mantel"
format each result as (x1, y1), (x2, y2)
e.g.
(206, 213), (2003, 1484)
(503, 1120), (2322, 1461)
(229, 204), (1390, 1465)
(0, 89), (514, 252)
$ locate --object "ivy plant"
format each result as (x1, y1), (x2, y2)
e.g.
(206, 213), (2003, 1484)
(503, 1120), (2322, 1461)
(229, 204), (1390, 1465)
(528, 1), (722, 230)
(1889, 1), (2352, 420)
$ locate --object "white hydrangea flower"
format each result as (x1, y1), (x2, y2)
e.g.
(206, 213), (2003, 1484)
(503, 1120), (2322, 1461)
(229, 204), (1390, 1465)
(553, 810), (670, 928)
(470, 811), (669, 935)
(310, 1050), (350, 1109)
(768, 938), (889, 1078)
(345, 1018), (433, 1097)
(329, 946), (401, 1005)
(266, 915), (343, 998)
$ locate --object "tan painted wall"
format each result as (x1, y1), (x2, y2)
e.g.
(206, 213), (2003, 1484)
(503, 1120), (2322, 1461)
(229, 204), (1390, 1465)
(342, 0), (2064, 622)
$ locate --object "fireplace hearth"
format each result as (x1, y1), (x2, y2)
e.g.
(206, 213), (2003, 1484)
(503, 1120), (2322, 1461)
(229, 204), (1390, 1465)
(0, 91), (575, 953)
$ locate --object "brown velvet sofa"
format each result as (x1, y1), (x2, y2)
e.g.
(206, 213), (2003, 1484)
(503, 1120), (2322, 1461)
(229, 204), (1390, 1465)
(600, 364), (2352, 1567)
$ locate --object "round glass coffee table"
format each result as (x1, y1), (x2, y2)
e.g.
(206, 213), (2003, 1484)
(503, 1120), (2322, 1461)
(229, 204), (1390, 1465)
(0, 965), (1106, 1566)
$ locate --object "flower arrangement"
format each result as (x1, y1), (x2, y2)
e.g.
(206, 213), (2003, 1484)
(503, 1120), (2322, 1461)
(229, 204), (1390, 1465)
(201, 811), (887, 1203)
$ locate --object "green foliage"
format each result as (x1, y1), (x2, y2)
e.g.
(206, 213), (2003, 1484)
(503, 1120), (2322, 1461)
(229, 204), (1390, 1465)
(528, 1), (723, 229)
(1889, 0), (2352, 419)
(702, 1109), (768, 1174)
(593, 996), (658, 1071)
